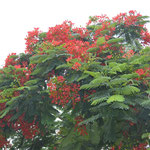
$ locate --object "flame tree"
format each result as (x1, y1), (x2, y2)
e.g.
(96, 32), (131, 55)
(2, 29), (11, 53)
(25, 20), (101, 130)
(0, 10), (150, 150)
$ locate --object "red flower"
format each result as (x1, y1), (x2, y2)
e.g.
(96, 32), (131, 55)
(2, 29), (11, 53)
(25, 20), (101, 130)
(129, 10), (136, 14)
(122, 49), (135, 58)
(141, 30), (150, 45)
(52, 40), (61, 46)
(4, 53), (17, 68)
(64, 40), (90, 62)
(14, 65), (21, 69)
(74, 116), (88, 136)
(25, 28), (41, 54)
(66, 56), (72, 62)
(12, 114), (39, 139)
(57, 76), (65, 83)
(46, 21), (73, 45)
(107, 55), (112, 59)
(136, 69), (145, 76)
(113, 10), (142, 27)
(47, 77), (81, 108)
(72, 62), (81, 71)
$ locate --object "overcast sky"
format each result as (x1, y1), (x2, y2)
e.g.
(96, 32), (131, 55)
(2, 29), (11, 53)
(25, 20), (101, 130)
(0, 0), (150, 67)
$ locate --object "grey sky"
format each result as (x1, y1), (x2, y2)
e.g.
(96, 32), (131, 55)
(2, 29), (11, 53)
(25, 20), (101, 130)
(0, 0), (150, 67)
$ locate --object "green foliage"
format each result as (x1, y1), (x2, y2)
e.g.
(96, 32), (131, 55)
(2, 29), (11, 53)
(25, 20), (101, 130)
(96, 37), (105, 46)
(107, 95), (125, 104)
(107, 38), (124, 44)
(87, 47), (99, 53)
(0, 11), (150, 150)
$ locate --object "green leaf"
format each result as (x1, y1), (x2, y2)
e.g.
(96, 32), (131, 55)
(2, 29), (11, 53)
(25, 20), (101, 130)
(84, 71), (101, 78)
(90, 76), (111, 84)
(141, 99), (150, 109)
(77, 73), (89, 81)
(87, 47), (99, 53)
(67, 73), (80, 83)
(107, 95), (125, 104)
(80, 83), (99, 90)
(141, 46), (150, 54)
(0, 99), (9, 103)
(117, 86), (140, 95)
(142, 133), (150, 139)
(42, 53), (56, 62)
(146, 90), (150, 94)
(31, 66), (45, 75)
(110, 78), (127, 86)
(107, 38), (124, 44)
(108, 22), (117, 28)
(16, 86), (27, 91)
(0, 107), (10, 118)
(111, 102), (129, 110)
(80, 76), (110, 90)
(137, 16), (149, 20)
(79, 114), (100, 125)
(91, 96), (108, 105)
(121, 73), (139, 79)
(96, 37), (105, 46)
(109, 63), (127, 74)
(109, 62), (118, 68)
(130, 58), (141, 65)
(100, 29), (109, 35)
(89, 122), (100, 145)
(24, 79), (40, 86)
(86, 25), (96, 30)
(39, 32), (47, 38)
(9, 55), (18, 59)
(56, 64), (69, 69)
(30, 55), (48, 64)
(60, 128), (75, 148)
(94, 25), (103, 30)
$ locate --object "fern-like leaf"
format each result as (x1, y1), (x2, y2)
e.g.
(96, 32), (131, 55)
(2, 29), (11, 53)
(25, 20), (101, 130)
(107, 95), (125, 104)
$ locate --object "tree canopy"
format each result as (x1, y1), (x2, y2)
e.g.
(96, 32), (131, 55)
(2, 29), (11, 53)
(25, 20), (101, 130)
(0, 10), (150, 150)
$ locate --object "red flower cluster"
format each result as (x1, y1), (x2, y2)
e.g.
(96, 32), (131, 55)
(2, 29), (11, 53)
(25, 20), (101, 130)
(74, 116), (88, 136)
(25, 28), (41, 53)
(0, 131), (8, 149)
(135, 68), (150, 85)
(64, 40), (90, 62)
(46, 21), (73, 45)
(107, 55), (112, 59)
(122, 49), (135, 58)
(113, 10), (142, 27)
(136, 69), (145, 76)
(87, 20), (120, 55)
(141, 30), (150, 45)
(12, 114), (39, 139)
(57, 76), (65, 83)
(0, 114), (12, 128)
(133, 143), (147, 150)
(4, 53), (17, 68)
(72, 62), (81, 71)
(47, 76), (81, 108)
(87, 15), (109, 26)
(0, 99), (39, 141)
(0, 103), (10, 148)
(13, 63), (35, 86)
(4, 53), (34, 86)
(136, 68), (150, 77)
(93, 21), (115, 41)
(72, 27), (89, 39)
